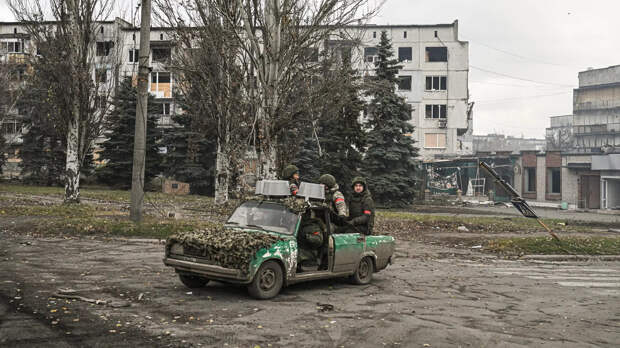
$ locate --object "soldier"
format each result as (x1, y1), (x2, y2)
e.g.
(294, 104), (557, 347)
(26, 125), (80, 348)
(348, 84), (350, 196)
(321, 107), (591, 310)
(318, 174), (347, 217)
(282, 164), (301, 195)
(347, 177), (375, 235)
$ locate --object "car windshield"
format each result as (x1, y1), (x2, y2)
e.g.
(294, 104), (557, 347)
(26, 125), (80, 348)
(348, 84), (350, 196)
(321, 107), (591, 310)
(226, 201), (299, 235)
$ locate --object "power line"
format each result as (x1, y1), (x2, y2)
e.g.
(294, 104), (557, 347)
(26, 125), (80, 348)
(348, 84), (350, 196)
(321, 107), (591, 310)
(470, 65), (576, 87)
(475, 91), (572, 104)
(470, 80), (571, 89)
(461, 35), (580, 69)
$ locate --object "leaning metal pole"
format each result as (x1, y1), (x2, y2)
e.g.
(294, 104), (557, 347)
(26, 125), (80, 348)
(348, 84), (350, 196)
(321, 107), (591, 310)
(130, 0), (152, 223)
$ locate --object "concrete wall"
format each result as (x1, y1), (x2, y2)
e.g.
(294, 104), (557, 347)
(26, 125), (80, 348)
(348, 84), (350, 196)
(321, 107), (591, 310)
(536, 154), (546, 202)
(578, 65), (620, 87)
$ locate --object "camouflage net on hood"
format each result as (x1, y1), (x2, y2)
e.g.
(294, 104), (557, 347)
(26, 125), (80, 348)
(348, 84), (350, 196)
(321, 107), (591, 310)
(167, 224), (285, 273)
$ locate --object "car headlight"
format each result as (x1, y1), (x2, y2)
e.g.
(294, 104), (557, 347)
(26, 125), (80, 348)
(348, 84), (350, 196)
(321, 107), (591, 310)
(170, 243), (184, 255)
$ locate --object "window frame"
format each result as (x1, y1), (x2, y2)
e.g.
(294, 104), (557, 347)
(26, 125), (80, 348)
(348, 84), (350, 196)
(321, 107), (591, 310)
(425, 76), (447, 91)
(425, 104), (447, 119)
(397, 75), (412, 91)
(424, 133), (447, 149)
(398, 47), (412, 62)
(425, 46), (447, 62)
(524, 167), (537, 193)
(128, 48), (139, 63)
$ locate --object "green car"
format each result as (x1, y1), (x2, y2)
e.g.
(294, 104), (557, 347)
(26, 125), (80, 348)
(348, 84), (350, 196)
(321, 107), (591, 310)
(163, 183), (395, 300)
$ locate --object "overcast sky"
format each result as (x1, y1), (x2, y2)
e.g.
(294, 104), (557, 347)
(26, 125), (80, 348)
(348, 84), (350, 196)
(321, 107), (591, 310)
(2, 0), (619, 138)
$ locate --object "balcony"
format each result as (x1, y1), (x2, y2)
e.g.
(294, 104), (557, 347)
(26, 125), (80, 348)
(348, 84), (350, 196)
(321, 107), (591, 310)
(573, 123), (620, 135)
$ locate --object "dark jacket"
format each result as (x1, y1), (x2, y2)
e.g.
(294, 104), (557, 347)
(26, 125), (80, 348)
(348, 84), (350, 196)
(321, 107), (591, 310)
(348, 188), (375, 235)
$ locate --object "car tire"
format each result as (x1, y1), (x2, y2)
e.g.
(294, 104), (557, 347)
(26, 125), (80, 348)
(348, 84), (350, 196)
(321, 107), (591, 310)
(248, 261), (283, 300)
(350, 256), (374, 285)
(178, 274), (209, 289)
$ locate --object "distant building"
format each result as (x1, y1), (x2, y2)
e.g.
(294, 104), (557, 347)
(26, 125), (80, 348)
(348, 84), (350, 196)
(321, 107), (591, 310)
(539, 65), (620, 210)
(473, 134), (545, 154)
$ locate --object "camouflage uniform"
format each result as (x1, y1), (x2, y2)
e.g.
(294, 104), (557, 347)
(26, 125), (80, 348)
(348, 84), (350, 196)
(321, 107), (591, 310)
(347, 177), (375, 235)
(282, 164), (300, 195)
(319, 174), (347, 217)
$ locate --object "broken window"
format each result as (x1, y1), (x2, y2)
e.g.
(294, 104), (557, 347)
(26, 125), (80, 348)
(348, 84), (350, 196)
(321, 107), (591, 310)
(524, 167), (536, 192)
(424, 133), (446, 148)
(398, 47), (412, 62)
(547, 168), (561, 194)
(397, 75), (412, 91)
(95, 69), (107, 83)
(152, 47), (171, 62)
(425, 76), (447, 90)
(425, 46), (447, 62)
(364, 47), (377, 63)
(96, 41), (114, 56)
(425, 104), (447, 119)
(128, 49), (139, 63)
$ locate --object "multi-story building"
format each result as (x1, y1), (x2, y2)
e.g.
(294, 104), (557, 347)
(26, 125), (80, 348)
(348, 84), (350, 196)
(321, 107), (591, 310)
(473, 133), (546, 154)
(356, 20), (472, 160)
(1, 19), (472, 178)
(537, 65), (620, 210)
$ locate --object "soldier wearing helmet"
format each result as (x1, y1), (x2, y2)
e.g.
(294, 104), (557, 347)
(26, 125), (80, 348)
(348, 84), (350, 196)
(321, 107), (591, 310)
(319, 174), (347, 217)
(282, 164), (300, 196)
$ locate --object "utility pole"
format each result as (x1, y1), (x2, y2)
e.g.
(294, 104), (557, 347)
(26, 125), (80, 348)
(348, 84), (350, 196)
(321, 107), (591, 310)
(130, 0), (151, 222)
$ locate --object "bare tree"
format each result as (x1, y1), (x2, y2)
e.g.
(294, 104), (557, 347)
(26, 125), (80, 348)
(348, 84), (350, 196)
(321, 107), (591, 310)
(156, 0), (382, 186)
(8, 0), (119, 202)
(155, 0), (255, 203)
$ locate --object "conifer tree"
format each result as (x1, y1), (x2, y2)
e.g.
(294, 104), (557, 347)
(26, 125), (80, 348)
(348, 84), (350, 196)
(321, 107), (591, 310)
(97, 77), (162, 189)
(162, 96), (216, 195)
(362, 31), (419, 207)
(18, 83), (66, 186)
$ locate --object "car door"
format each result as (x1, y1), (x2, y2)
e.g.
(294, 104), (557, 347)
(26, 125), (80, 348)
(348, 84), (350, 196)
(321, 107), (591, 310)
(332, 232), (365, 273)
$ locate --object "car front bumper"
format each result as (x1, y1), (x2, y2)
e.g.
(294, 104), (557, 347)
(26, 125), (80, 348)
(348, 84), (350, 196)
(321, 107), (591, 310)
(163, 256), (251, 284)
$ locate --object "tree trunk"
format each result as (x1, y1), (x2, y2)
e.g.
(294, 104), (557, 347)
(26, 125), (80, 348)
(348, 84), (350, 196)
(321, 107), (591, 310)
(64, 109), (80, 203)
(64, 0), (82, 204)
(214, 143), (229, 205)
(130, 0), (152, 222)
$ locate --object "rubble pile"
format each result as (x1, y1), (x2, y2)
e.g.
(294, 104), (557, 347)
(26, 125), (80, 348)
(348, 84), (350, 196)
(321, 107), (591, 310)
(166, 225), (284, 271)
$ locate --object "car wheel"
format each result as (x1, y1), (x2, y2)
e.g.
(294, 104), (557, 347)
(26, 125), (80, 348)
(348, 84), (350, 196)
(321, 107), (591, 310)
(350, 256), (374, 285)
(178, 274), (209, 289)
(248, 261), (283, 300)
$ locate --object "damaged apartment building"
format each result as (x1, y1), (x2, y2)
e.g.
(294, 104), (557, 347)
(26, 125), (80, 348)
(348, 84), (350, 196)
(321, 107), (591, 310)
(539, 65), (620, 210)
(1, 19), (472, 179)
(356, 20), (473, 160)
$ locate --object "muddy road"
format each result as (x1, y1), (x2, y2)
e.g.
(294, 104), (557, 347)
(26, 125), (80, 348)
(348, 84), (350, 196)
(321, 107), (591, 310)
(1, 234), (618, 348)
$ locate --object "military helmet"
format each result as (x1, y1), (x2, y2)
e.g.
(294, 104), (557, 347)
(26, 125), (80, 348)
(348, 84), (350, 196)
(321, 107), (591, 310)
(351, 176), (367, 189)
(282, 164), (299, 179)
(319, 174), (337, 189)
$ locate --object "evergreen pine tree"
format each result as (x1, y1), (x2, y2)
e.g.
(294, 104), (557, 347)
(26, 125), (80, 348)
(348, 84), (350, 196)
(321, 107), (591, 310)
(293, 134), (321, 182)
(162, 96), (216, 195)
(18, 85), (66, 186)
(97, 77), (163, 189)
(316, 53), (366, 194)
(362, 31), (419, 207)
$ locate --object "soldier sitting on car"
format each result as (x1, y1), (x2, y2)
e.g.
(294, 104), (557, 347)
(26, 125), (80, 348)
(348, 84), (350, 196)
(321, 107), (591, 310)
(281, 164), (301, 196)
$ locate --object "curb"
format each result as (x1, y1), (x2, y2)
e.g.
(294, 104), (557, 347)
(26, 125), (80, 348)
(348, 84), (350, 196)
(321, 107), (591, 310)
(103, 237), (165, 244)
(519, 254), (620, 262)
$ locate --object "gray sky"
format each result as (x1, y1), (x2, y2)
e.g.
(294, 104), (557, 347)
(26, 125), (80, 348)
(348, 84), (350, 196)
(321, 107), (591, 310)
(2, 0), (619, 138)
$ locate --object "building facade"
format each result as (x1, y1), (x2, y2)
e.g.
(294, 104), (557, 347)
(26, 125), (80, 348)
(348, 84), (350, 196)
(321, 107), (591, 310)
(541, 65), (620, 210)
(356, 21), (472, 160)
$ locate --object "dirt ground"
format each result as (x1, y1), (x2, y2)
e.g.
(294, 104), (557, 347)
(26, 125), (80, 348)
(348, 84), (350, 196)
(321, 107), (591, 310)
(1, 189), (619, 347)
(1, 233), (619, 348)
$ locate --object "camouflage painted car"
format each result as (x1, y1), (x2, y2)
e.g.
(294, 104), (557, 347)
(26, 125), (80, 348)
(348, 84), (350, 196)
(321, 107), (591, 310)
(163, 182), (395, 300)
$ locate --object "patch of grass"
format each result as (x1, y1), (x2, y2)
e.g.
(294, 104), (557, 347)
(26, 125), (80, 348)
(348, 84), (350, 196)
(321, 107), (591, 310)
(485, 236), (620, 255)
(376, 211), (593, 233)
(0, 183), (64, 196)
(31, 216), (209, 239)
(0, 203), (104, 217)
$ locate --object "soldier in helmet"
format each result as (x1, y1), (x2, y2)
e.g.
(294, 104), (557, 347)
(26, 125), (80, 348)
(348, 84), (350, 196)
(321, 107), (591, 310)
(346, 176), (375, 235)
(282, 164), (301, 195)
(319, 174), (347, 217)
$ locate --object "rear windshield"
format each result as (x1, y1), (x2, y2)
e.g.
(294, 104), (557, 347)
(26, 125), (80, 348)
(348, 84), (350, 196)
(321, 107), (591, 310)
(227, 201), (299, 235)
